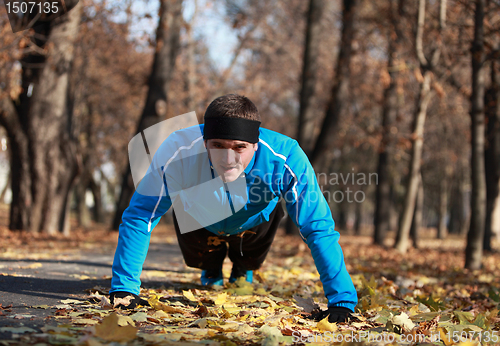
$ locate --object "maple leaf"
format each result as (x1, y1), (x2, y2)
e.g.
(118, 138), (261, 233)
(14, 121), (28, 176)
(94, 313), (137, 342)
(388, 312), (416, 333)
(317, 317), (338, 332)
(293, 294), (319, 313)
(214, 292), (228, 305)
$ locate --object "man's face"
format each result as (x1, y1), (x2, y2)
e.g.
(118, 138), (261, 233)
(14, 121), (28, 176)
(205, 139), (258, 182)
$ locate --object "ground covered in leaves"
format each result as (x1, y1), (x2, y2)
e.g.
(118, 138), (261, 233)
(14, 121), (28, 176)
(0, 220), (500, 345)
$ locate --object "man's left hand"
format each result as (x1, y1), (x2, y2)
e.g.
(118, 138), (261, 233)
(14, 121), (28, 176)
(310, 306), (352, 323)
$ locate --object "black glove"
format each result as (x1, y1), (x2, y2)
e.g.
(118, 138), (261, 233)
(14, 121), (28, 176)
(109, 291), (150, 310)
(310, 306), (352, 323)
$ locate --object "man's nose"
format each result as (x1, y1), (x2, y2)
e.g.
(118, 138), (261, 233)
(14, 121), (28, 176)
(222, 149), (236, 164)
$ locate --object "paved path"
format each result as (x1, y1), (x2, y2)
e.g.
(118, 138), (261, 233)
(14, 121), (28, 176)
(0, 241), (190, 341)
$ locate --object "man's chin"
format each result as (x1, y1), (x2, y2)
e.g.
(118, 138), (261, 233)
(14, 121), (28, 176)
(220, 170), (243, 183)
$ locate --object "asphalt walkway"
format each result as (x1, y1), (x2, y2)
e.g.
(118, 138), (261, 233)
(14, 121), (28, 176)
(0, 240), (189, 340)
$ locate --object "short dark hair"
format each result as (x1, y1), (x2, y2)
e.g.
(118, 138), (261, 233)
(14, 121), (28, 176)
(204, 94), (261, 122)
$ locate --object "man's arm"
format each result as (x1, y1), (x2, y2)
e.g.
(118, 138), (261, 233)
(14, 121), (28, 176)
(282, 141), (357, 312)
(110, 150), (175, 295)
(110, 188), (172, 295)
(111, 127), (205, 296)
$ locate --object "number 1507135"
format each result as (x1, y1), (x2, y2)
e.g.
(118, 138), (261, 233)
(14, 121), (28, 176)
(5, 2), (59, 15)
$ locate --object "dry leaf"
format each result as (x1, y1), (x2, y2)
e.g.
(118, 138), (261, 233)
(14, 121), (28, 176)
(32, 305), (50, 309)
(183, 290), (198, 302)
(117, 314), (135, 326)
(260, 325), (282, 346)
(113, 295), (134, 308)
(193, 318), (208, 328)
(214, 292), (228, 306)
(148, 295), (184, 313)
(391, 312), (416, 332)
(99, 296), (113, 309)
(293, 295), (318, 313)
(74, 318), (99, 325)
(94, 313), (137, 342)
(152, 310), (170, 319)
(194, 304), (209, 317)
(61, 299), (86, 305)
(130, 312), (148, 323)
(317, 317), (337, 332)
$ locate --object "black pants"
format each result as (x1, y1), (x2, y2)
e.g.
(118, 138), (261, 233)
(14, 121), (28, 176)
(174, 203), (285, 271)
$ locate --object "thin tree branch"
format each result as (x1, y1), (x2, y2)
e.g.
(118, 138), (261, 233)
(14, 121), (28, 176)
(0, 12), (41, 52)
(416, 0), (428, 67)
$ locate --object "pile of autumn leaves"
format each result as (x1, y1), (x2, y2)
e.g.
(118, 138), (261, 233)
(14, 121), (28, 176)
(7, 256), (500, 346)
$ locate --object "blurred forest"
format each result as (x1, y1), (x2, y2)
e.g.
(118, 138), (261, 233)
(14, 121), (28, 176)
(0, 0), (499, 270)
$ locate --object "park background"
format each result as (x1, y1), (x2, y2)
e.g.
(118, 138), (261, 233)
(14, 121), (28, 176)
(1, 0), (499, 267)
(1, 0), (500, 345)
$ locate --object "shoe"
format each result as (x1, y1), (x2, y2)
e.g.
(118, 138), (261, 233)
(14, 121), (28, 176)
(229, 264), (253, 284)
(201, 269), (223, 286)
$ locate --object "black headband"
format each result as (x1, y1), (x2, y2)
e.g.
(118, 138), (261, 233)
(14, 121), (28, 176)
(203, 117), (261, 143)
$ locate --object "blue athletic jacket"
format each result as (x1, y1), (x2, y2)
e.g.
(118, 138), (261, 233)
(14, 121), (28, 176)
(111, 125), (358, 311)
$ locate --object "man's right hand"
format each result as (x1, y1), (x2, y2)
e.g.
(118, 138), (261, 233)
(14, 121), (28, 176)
(309, 306), (352, 323)
(109, 291), (150, 309)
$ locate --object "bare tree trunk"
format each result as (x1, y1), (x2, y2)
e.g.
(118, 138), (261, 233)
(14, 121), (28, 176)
(449, 169), (469, 234)
(0, 1), (82, 234)
(354, 186), (364, 235)
(297, 0), (325, 154)
(112, 0), (183, 230)
(1, 110), (30, 230)
(284, 0), (327, 237)
(0, 169), (10, 202)
(394, 0), (445, 253)
(75, 180), (91, 229)
(374, 0), (404, 246)
(389, 182), (399, 232)
(438, 172), (448, 239)
(491, 186), (500, 242)
(461, 186), (472, 235)
(484, 60), (500, 252)
(410, 174), (423, 249)
(449, 186), (460, 234)
(183, 0), (198, 112)
(465, 0), (486, 270)
(394, 72), (432, 252)
(337, 205), (348, 231)
(89, 176), (104, 223)
(309, 0), (357, 168)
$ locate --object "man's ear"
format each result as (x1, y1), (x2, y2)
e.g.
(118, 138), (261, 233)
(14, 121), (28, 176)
(253, 143), (258, 151)
(204, 140), (207, 148)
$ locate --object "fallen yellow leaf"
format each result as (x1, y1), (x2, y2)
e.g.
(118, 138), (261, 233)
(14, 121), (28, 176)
(94, 313), (137, 342)
(117, 314), (135, 326)
(74, 318), (99, 325)
(317, 317), (337, 332)
(183, 290), (198, 302)
(214, 292), (228, 306)
(148, 295), (185, 314)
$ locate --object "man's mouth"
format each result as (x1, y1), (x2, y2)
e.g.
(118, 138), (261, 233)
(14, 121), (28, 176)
(221, 166), (237, 172)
